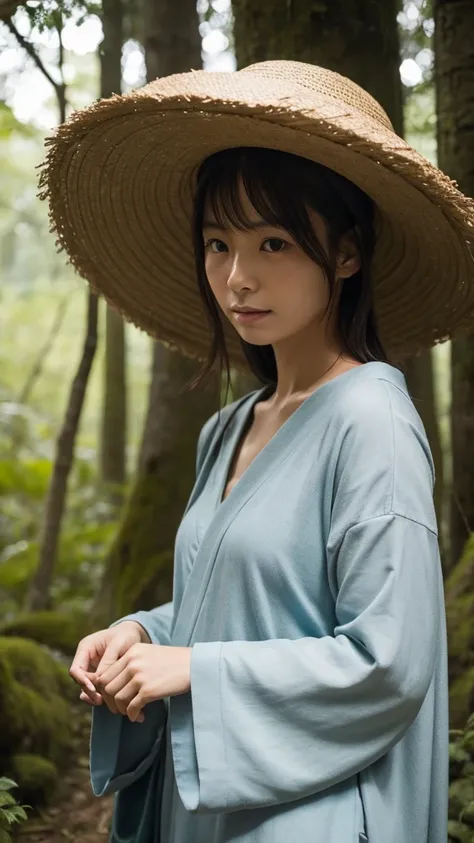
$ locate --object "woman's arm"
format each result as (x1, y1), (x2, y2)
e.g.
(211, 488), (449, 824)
(171, 512), (442, 813)
(89, 603), (174, 796)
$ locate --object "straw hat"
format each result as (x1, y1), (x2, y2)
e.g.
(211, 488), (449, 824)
(39, 60), (474, 369)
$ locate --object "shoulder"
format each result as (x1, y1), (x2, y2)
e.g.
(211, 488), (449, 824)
(196, 389), (259, 475)
(334, 367), (431, 462)
(329, 365), (437, 533)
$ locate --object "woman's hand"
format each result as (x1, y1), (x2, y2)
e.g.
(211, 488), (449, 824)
(70, 621), (151, 708)
(92, 643), (192, 723)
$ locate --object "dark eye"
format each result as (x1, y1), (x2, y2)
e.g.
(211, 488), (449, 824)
(205, 238), (228, 253)
(263, 238), (287, 253)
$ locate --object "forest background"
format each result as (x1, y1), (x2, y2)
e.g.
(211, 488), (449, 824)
(0, 0), (474, 841)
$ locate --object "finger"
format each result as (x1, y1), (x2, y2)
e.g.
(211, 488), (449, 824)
(126, 693), (146, 723)
(111, 678), (141, 716)
(95, 638), (135, 678)
(70, 643), (102, 697)
(79, 672), (103, 705)
(80, 691), (102, 706)
(70, 641), (96, 682)
(101, 689), (120, 715)
(70, 665), (98, 695)
(94, 652), (129, 689)
(71, 671), (102, 703)
(101, 668), (134, 700)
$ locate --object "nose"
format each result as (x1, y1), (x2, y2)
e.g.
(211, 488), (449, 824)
(227, 251), (257, 292)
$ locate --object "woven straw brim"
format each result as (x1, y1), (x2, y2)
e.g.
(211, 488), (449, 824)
(39, 67), (474, 369)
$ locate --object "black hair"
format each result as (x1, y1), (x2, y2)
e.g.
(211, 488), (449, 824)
(188, 146), (388, 394)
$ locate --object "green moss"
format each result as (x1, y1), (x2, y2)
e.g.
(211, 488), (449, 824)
(9, 754), (58, 804)
(464, 730), (474, 755)
(447, 597), (474, 664)
(448, 820), (474, 842)
(117, 549), (174, 616)
(447, 536), (474, 597)
(450, 779), (474, 821)
(461, 800), (474, 827)
(0, 610), (90, 656)
(450, 743), (472, 778)
(0, 637), (73, 762)
(446, 538), (474, 727)
(450, 669), (474, 730)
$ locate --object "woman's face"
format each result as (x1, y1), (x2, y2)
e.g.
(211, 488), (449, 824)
(202, 182), (356, 349)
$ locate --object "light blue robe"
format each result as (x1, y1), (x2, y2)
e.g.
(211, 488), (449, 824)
(90, 361), (448, 843)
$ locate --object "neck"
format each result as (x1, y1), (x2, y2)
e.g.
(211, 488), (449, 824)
(269, 319), (354, 401)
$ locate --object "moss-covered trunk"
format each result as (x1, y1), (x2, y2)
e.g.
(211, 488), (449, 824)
(435, 0), (474, 569)
(403, 354), (445, 549)
(26, 292), (99, 612)
(91, 0), (214, 626)
(100, 307), (127, 501)
(93, 347), (219, 625)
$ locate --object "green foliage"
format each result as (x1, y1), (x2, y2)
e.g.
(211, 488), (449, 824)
(0, 637), (73, 763)
(8, 755), (58, 804)
(0, 777), (29, 843)
(0, 104), (36, 141)
(0, 392), (121, 617)
(449, 714), (474, 842)
(18, 0), (100, 34)
(0, 609), (90, 654)
(446, 537), (474, 727)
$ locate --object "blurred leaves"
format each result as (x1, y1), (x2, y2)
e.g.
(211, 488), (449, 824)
(0, 397), (120, 616)
(0, 102), (36, 139)
(1, 0), (101, 28)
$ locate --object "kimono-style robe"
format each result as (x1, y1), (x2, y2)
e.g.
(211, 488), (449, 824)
(90, 361), (448, 843)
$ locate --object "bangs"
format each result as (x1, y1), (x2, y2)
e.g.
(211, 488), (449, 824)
(203, 147), (314, 237)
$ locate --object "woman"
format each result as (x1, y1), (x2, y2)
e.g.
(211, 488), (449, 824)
(44, 61), (474, 843)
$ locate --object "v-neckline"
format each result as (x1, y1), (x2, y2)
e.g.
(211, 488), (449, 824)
(214, 361), (405, 511)
(216, 383), (273, 508)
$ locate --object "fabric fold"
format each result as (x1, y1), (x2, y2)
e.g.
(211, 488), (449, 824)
(171, 514), (440, 815)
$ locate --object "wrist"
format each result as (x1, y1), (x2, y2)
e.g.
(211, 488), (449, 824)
(121, 620), (152, 644)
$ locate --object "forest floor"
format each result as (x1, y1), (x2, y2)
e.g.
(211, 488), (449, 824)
(16, 705), (114, 843)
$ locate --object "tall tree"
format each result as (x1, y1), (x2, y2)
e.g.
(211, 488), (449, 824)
(93, 347), (219, 623)
(233, 1), (403, 131)
(99, 0), (127, 504)
(92, 0), (221, 625)
(232, 0), (444, 533)
(17, 4), (100, 611)
(435, 0), (474, 567)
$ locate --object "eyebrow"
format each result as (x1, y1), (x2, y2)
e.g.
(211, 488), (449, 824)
(202, 219), (282, 230)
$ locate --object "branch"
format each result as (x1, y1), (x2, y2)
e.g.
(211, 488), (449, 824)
(6, 18), (61, 94)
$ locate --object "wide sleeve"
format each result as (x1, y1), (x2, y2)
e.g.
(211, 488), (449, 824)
(89, 601), (173, 796)
(170, 512), (442, 813)
(88, 403), (221, 797)
(113, 600), (174, 645)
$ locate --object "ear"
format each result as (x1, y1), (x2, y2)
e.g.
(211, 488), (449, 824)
(335, 231), (361, 280)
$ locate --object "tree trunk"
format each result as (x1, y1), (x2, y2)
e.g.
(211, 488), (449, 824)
(143, 0), (202, 79)
(93, 347), (220, 624)
(233, 0), (403, 134)
(403, 355), (445, 537)
(92, 0), (217, 625)
(26, 292), (99, 611)
(24, 24), (100, 611)
(435, 0), (474, 568)
(232, 0), (444, 536)
(99, 0), (127, 502)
